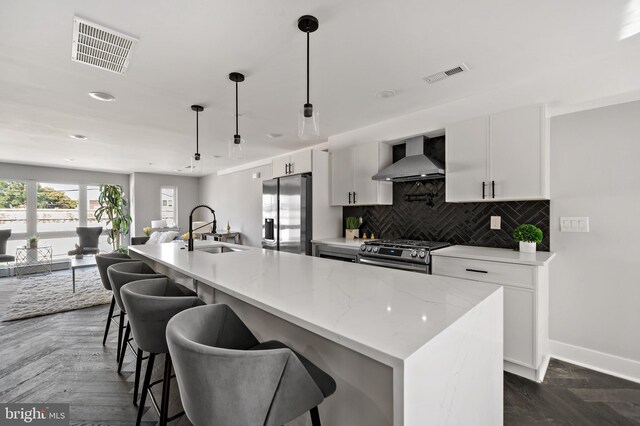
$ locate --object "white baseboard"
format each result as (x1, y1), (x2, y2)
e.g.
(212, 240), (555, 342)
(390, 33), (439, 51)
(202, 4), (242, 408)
(550, 340), (640, 384)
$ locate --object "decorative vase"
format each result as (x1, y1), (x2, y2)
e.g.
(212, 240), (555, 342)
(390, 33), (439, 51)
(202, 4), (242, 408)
(75, 254), (84, 259)
(28, 241), (37, 249)
(519, 241), (536, 253)
(345, 229), (359, 239)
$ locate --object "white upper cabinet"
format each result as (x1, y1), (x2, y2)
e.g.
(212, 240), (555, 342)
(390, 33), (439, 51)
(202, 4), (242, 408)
(330, 142), (392, 206)
(445, 116), (489, 202)
(272, 150), (313, 178)
(330, 148), (353, 206)
(446, 104), (550, 202)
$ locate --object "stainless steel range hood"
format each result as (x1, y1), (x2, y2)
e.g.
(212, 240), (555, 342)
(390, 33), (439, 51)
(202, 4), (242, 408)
(372, 136), (445, 182)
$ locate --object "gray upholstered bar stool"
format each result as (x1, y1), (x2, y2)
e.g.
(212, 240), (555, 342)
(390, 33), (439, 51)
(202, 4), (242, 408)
(166, 304), (337, 426)
(96, 253), (138, 358)
(107, 261), (165, 374)
(120, 278), (204, 425)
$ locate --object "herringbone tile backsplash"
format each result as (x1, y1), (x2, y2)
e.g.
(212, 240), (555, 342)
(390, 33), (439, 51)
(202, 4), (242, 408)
(343, 180), (550, 251)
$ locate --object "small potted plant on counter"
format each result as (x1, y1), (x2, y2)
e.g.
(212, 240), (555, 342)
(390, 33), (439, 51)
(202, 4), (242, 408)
(27, 235), (38, 249)
(513, 224), (543, 253)
(345, 216), (361, 239)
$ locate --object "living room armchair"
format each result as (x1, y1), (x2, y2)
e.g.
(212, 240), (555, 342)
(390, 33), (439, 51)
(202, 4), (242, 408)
(67, 226), (102, 255)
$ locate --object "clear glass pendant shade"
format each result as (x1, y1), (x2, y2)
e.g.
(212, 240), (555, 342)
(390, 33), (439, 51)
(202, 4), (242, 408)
(229, 135), (245, 160)
(188, 153), (203, 174)
(298, 105), (320, 139)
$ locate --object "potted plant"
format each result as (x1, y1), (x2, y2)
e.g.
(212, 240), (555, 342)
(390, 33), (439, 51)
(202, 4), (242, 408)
(27, 235), (38, 249)
(345, 216), (361, 239)
(513, 224), (543, 253)
(143, 226), (153, 237)
(95, 184), (132, 252)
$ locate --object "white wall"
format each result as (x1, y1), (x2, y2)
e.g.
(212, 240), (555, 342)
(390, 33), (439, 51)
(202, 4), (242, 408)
(199, 164), (271, 248)
(129, 172), (200, 237)
(550, 101), (640, 380)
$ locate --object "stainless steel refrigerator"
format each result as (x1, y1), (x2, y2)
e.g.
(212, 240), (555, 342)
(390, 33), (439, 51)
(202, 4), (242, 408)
(262, 174), (312, 255)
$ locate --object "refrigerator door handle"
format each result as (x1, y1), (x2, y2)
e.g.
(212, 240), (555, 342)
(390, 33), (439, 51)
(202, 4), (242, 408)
(264, 218), (275, 240)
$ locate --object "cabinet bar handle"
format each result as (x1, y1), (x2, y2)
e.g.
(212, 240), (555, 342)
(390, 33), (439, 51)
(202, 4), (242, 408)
(285, 164), (289, 174)
(353, 192), (357, 203)
(492, 180), (495, 199)
(289, 163), (293, 174)
(348, 192), (352, 204)
(466, 268), (488, 274)
(482, 182), (486, 199)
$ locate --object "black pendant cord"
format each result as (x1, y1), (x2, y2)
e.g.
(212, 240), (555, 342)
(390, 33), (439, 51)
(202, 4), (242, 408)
(306, 31), (310, 105)
(235, 81), (239, 136)
(195, 109), (199, 156)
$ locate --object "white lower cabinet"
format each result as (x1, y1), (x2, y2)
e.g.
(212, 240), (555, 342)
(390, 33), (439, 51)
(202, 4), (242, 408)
(432, 254), (550, 382)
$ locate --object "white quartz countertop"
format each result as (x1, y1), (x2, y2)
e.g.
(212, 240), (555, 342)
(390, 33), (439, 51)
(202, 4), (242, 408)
(432, 245), (556, 266)
(129, 242), (502, 367)
(310, 237), (373, 248)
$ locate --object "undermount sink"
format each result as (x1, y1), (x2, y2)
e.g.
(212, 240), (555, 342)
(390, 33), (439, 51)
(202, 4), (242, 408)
(195, 245), (243, 254)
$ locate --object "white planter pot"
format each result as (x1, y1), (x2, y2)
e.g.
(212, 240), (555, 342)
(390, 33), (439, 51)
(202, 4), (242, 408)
(519, 241), (537, 253)
(345, 229), (359, 239)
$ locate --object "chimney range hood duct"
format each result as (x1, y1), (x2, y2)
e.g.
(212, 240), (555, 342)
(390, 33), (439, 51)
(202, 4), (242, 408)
(372, 136), (445, 182)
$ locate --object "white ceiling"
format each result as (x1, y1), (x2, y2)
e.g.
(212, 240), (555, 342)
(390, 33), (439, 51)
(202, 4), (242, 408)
(0, 0), (639, 176)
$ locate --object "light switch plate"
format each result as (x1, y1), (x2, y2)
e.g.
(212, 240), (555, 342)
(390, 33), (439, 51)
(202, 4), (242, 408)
(560, 217), (589, 232)
(490, 216), (501, 230)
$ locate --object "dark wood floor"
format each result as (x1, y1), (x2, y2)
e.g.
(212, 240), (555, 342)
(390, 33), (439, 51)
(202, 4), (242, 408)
(1, 275), (639, 425)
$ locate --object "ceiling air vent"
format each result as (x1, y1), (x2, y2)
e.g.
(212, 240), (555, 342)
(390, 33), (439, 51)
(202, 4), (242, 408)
(423, 63), (469, 84)
(71, 17), (138, 74)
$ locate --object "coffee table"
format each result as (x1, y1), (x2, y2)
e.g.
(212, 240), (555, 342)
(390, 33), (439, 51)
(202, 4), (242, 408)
(70, 256), (97, 293)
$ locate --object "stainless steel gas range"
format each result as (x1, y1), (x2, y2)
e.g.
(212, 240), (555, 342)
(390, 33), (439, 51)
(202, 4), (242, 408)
(358, 239), (451, 274)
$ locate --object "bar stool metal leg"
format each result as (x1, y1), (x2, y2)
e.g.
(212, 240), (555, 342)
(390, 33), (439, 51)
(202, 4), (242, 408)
(310, 406), (321, 426)
(136, 353), (156, 426)
(134, 348), (143, 406)
(118, 322), (131, 373)
(116, 311), (125, 363)
(102, 296), (115, 345)
(160, 354), (172, 426)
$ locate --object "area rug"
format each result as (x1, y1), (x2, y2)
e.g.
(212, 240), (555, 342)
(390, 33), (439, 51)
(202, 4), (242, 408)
(2, 269), (112, 322)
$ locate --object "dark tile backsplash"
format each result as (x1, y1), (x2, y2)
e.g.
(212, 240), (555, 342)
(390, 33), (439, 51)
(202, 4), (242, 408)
(343, 179), (550, 251)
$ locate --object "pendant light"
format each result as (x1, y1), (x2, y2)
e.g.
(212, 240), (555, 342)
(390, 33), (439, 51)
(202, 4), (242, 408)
(228, 72), (245, 160)
(189, 105), (204, 173)
(297, 15), (320, 139)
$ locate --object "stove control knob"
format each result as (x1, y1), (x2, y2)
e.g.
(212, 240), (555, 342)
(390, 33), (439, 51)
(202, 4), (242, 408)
(418, 251), (426, 259)
(360, 245), (366, 251)
(410, 250), (418, 258)
(367, 246), (373, 252)
(373, 247), (379, 253)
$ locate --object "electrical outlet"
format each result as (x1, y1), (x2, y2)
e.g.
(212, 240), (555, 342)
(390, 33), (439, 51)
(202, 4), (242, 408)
(490, 216), (501, 230)
(560, 217), (589, 232)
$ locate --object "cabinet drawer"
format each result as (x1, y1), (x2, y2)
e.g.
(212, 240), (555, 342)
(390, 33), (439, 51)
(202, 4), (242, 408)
(433, 256), (535, 289)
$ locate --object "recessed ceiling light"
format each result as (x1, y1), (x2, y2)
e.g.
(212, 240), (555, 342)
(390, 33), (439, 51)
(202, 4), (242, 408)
(375, 90), (397, 99)
(69, 134), (88, 140)
(65, 158), (76, 162)
(267, 133), (283, 138)
(89, 92), (116, 101)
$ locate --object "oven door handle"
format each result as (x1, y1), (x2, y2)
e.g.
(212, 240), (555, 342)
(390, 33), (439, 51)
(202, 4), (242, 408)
(358, 257), (427, 272)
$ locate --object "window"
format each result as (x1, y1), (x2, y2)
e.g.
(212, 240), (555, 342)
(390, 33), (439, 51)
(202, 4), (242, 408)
(36, 183), (80, 232)
(161, 186), (177, 226)
(0, 180), (27, 234)
(87, 185), (107, 227)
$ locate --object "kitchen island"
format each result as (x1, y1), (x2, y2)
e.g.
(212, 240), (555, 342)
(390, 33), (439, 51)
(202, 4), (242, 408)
(130, 241), (504, 425)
